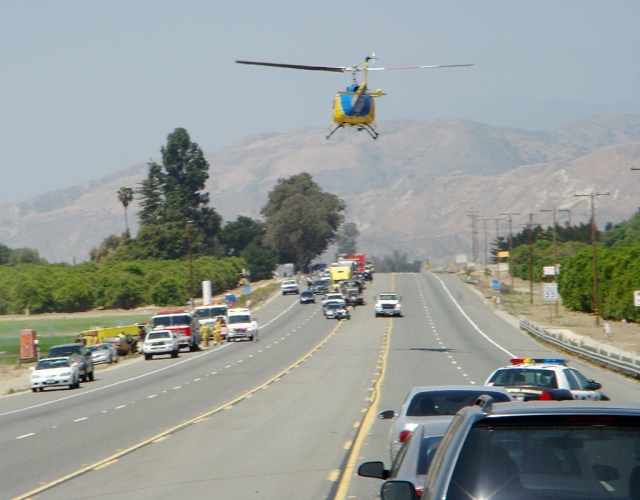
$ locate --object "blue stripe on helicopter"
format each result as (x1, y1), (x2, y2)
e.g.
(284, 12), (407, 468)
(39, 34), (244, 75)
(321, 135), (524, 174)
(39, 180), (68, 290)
(339, 86), (372, 117)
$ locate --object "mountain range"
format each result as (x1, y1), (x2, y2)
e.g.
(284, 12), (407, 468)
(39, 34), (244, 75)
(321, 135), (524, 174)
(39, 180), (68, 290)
(1, 113), (640, 265)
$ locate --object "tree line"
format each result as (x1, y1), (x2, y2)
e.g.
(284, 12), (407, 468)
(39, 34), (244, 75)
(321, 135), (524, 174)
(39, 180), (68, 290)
(493, 209), (640, 321)
(0, 128), (348, 314)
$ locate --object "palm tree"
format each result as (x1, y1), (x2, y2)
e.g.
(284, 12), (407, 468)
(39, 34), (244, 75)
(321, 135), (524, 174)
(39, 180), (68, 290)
(117, 187), (134, 236)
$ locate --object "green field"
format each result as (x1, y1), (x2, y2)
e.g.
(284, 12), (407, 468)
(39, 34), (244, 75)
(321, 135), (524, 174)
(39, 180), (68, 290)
(0, 314), (152, 359)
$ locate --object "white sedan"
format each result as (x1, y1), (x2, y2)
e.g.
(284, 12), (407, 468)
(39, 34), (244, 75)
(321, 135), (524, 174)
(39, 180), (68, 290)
(30, 357), (80, 392)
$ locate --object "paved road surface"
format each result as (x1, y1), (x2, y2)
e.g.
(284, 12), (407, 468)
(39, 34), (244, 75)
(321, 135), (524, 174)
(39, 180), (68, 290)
(2, 273), (639, 499)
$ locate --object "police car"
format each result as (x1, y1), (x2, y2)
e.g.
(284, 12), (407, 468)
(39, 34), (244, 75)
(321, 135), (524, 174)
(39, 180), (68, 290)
(485, 358), (609, 401)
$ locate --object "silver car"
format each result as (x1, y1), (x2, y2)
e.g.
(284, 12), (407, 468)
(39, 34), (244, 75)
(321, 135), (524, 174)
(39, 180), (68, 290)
(379, 385), (514, 460)
(88, 343), (118, 364)
(358, 423), (444, 497)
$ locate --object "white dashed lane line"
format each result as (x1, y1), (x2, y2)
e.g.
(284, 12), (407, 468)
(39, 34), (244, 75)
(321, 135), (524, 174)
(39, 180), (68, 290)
(74, 417), (89, 422)
(16, 433), (35, 440)
(115, 405), (126, 409)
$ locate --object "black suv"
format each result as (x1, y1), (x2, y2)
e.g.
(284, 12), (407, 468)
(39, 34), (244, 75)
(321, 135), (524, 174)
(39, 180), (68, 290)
(381, 398), (640, 500)
(47, 343), (95, 382)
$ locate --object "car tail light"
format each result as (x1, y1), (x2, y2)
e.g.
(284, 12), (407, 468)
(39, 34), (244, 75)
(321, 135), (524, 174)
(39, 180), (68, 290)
(415, 486), (424, 496)
(399, 429), (411, 443)
(539, 391), (553, 400)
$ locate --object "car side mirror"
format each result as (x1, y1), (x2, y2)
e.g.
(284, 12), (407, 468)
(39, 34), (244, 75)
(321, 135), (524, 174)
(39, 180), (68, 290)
(589, 380), (602, 390)
(380, 480), (420, 500)
(378, 409), (395, 420)
(358, 461), (388, 479)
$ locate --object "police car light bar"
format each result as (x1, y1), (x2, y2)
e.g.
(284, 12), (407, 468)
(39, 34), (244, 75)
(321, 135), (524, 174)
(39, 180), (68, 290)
(510, 358), (566, 365)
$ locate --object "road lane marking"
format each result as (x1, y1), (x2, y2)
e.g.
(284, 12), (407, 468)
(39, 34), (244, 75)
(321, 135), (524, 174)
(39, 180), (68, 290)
(16, 433), (35, 439)
(95, 459), (118, 469)
(148, 395), (156, 399)
(115, 405), (126, 409)
(13, 313), (346, 500)
(74, 417), (88, 422)
(432, 274), (515, 357)
(333, 310), (393, 499)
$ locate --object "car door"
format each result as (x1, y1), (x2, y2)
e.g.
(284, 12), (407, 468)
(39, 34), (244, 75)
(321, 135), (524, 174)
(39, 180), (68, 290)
(564, 368), (596, 400)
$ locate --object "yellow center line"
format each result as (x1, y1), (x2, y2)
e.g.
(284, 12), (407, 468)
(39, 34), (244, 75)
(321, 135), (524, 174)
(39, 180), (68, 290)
(333, 273), (395, 499)
(13, 319), (345, 500)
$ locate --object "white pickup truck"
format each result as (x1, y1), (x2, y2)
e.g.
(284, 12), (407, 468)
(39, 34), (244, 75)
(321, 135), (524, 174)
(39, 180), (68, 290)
(374, 292), (403, 317)
(281, 279), (300, 295)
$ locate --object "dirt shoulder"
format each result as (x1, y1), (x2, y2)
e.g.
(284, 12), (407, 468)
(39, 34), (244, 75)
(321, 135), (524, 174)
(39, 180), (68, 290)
(462, 271), (640, 354)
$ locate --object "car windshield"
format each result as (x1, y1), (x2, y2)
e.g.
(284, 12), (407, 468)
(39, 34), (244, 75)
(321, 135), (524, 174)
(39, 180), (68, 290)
(312, 280), (326, 286)
(379, 294), (397, 300)
(447, 416), (640, 500)
(147, 331), (171, 339)
(48, 345), (82, 357)
(283, 280), (297, 286)
(301, 291), (313, 297)
(406, 390), (512, 417)
(327, 303), (341, 310)
(488, 368), (559, 388)
(228, 315), (251, 324)
(152, 314), (191, 327)
(36, 358), (70, 369)
(194, 306), (227, 319)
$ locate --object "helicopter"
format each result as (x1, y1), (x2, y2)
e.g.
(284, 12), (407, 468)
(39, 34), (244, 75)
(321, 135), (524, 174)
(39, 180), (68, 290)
(235, 54), (473, 140)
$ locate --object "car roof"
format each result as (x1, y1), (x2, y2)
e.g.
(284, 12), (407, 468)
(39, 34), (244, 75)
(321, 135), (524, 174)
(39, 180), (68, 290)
(407, 385), (512, 396)
(481, 400), (640, 415)
(49, 343), (83, 349)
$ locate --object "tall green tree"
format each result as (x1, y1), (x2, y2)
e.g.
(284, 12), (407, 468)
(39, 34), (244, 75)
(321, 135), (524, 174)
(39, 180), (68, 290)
(337, 222), (360, 255)
(129, 128), (222, 259)
(117, 187), (134, 236)
(261, 173), (345, 273)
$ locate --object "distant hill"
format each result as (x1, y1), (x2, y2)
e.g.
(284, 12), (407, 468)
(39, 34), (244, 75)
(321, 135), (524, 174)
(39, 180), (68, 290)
(1, 113), (639, 264)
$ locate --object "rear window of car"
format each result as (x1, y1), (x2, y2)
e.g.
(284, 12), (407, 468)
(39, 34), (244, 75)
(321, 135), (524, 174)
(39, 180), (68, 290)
(488, 368), (558, 388)
(301, 291), (313, 297)
(406, 390), (512, 417)
(447, 416), (640, 500)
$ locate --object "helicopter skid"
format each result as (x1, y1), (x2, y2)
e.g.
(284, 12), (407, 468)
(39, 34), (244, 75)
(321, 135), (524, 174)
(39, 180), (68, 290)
(326, 122), (378, 140)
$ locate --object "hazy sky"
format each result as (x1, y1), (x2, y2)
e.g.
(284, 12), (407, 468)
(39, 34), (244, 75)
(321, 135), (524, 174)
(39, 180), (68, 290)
(1, 1), (638, 204)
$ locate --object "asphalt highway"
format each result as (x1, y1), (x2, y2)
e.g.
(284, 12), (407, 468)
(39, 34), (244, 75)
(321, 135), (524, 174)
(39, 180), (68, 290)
(2, 273), (639, 500)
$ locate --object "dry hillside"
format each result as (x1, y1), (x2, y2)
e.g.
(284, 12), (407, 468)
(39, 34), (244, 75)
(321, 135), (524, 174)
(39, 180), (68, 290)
(1, 114), (639, 264)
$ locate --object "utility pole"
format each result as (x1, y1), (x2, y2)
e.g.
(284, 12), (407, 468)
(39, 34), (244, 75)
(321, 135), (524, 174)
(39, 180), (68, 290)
(575, 192), (610, 325)
(520, 214), (536, 304)
(187, 221), (194, 308)
(499, 212), (520, 293)
(540, 208), (560, 314)
(466, 208), (480, 270)
(477, 217), (489, 274)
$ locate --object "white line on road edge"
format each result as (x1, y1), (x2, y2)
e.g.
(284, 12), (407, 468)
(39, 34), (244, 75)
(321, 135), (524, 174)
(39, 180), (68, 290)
(16, 433), (35, 439)
(431, 274), (515, 357)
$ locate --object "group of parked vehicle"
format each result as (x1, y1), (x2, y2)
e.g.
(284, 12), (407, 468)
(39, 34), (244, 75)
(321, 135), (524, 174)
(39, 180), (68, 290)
(357, 357), (625, 500)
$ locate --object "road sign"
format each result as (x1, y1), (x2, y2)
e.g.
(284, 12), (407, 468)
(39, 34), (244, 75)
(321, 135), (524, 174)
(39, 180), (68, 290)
(497, 251), (510, 258)
(543, 283), (558, 301)
(543, 266), (556, 276)
(491, 279), (500, 290)
(243, 284), (251, 295)
(635, 291), (640, 307)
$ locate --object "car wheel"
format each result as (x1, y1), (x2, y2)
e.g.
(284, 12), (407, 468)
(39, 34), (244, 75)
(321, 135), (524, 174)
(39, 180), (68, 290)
(75, 379), (81, 389)
(144, 353), (151, 360)
(32, 388), (37, 393)
(39, 387), (44, 392)
(81, 374), (87, 382)
(114, 355), (118, 363)
(171, 349), (178, 358)
(69, 382), (75, 390)
(88, 370), (95, 381)
(248, 335), (254, 341)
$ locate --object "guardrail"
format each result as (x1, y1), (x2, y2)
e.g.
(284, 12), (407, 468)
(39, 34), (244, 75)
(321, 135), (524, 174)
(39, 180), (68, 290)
(520, 319), (640, 379)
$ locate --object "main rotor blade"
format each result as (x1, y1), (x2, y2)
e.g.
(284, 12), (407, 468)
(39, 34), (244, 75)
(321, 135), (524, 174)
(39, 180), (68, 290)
(367, 63), (475, 71)
(235, 60), (347, 73)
